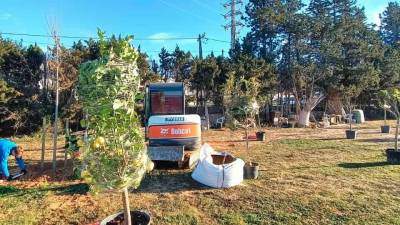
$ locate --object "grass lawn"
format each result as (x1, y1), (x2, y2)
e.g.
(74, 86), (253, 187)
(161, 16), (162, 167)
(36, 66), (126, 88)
(1, 121), (400, 225)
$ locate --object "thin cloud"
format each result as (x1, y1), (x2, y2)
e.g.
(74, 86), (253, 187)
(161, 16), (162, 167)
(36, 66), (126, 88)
(148, 32), (174, 43)
(0, 12), (12, 20)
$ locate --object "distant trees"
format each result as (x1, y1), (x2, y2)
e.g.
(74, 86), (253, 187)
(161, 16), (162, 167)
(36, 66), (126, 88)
(379, 2), (400, 89)
(137, 49), (161, 85)
(1, 0), (400, 134)
(380, 2), (400, 48)
(0, 38), (45, 135)
(242, 0), (388, 126)
(158, 46), (192, 82)
(191, 56), (221, 126)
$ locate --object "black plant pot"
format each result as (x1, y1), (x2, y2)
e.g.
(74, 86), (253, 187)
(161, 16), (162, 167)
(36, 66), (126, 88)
(101, 210), (151, 225)
(243, 162), (259, 179)
(256, 132), (266, 141)
(381, 125), (391, 134)
(345, 130), (357, 139)
(386, 149), (400, 164)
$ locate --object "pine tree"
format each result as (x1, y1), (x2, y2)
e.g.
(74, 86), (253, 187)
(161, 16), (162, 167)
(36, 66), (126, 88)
(327, 0), (382, 113)
(172, 46), (192, 82)
(158, 47), (173, 80)
(380, 2), (400, 48)
(244, 0), (284, 62)
(379, 2), (400, 88)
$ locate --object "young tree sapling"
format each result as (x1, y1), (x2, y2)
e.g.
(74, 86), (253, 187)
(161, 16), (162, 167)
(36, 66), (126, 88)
(78, 30), (153, 225)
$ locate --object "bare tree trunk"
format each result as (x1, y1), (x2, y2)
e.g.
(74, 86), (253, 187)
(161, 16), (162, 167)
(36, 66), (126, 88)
(204, 91), (210, 130)
(205, 99), (210, 129)
(349, 113), (353, 131)
(122, 187), (132, 225)
(64, 119), (69, 177)
(40, 117), (46, 173)
(52, 41), (60, 179)
(326, 89), (343, 115)
(395, 117), (399, 151)
(297, 95), (325, 127)
(384, 105), (387, 125)
(298, 110), (311, 127)
(280, 92), (284, 115)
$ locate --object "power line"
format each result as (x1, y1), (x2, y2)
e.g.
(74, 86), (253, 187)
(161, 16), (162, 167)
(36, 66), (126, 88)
(1, 31), (230, 44)
(0, 32), (199, 41)
(205, 38), (231, 44)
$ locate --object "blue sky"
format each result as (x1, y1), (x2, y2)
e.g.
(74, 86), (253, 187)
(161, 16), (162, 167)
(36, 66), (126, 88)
(0, 0), (395, 60)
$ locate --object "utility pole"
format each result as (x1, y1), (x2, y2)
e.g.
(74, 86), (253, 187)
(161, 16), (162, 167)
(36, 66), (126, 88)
(197, 33), (209, 129)
(198, 34), (205, 59)
(224, 0), (243, 50)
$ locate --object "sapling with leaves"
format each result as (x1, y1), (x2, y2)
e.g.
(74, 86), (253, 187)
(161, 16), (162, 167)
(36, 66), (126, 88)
(224, 75), (259, 163)
(78, 30), (153, 225)
(383, 101), (391, 126)
(344, 96), (356, 131)
(379, 88), (400, 151)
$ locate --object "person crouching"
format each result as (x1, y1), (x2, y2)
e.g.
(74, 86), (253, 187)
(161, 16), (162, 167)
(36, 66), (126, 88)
(0, 139), (27, 181)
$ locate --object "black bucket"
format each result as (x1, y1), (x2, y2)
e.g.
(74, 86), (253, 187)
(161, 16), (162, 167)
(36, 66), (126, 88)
(243, 162), (259, 179)
(102, 210), (151, 225)
(345, 130), (357, 139)
(386, 149), (400, 164)
(381, 125), (391, 134)
(256, 132), (266, 141)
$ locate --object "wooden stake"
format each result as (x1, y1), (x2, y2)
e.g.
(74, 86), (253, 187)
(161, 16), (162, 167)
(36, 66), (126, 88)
(40, 117), (46, 173)
(122, 187), (132, 225)
(64, 119), (69, 172)
(51, 31), (61, 179)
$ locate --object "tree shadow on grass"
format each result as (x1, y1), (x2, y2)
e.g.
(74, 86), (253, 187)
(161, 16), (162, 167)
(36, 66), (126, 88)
(0, 185), (21, 196)
(338, 162), (391, 169)
(356, 138), (394, 143)
(316, 137), (347, 141)
(136, 162), (210, 193)
(137, 170), (209, 194)
(0, 183), (90, 197)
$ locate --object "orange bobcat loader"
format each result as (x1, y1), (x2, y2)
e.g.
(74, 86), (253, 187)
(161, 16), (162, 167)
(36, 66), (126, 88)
(144, 82), (201, 168)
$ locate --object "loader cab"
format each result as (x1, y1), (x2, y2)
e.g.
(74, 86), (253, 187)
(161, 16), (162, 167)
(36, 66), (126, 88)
(144, 82), (201, 167)
(144, 82), (185, 126)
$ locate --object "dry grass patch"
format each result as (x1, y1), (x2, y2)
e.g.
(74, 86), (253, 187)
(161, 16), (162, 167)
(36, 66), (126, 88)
(1, 121), (400, 224)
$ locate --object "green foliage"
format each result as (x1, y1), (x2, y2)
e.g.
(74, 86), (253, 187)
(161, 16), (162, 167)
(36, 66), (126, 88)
(137, 50), (161, 85)
(78, 30), (151, 192)
(158, 46), (192, 82)
(65, 134), (83, 179)
(380, 47), (400, 88)
(0, 79), (19, 103)
(172, 46), (192, 82)
(380, 2), (400, 48)
(0, 37), (45, 135)
(191, 56), (221, 102)
(378, 88), (400, 118)
(224, 74), (260, 131)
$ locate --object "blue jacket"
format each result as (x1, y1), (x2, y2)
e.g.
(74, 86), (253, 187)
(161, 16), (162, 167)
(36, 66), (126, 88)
(0, 139), (26, 177)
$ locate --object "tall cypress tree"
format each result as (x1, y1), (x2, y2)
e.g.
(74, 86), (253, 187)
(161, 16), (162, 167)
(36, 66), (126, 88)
(380, 2), (400, 48)
(323, 0), (383, 114)
(379, 2), (400, 88)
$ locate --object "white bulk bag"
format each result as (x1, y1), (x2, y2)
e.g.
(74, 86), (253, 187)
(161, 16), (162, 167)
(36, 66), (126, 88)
(192, 143), (244, 188)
